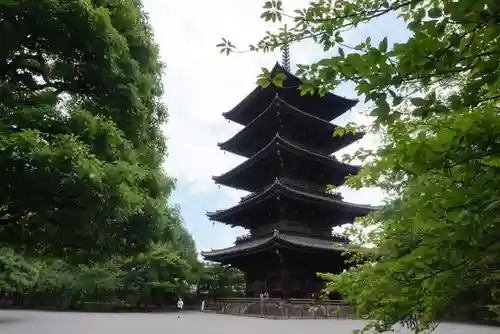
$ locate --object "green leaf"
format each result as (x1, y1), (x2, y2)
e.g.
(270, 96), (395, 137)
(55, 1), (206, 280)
(338, 47), (345, 58)
(410, 97), (426, 106)
(326, 184), (337, 192)
(333, 127), (346, 137)
(257, 77), (271, 88)
(427, 8), (442, 19)
(391, 75), (403, 88)
(393, 96), (403, 106)
(298, 84), (315, 96)
(379, 37), (388, 53)
(272, 77), (284, 87)
(274, 72), (287, 81)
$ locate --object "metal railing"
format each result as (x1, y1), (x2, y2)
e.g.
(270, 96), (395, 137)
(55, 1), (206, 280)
(203, 298), (356, 319)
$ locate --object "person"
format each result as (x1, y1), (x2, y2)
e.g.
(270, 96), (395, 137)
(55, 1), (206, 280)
(177, 298), (184, 317)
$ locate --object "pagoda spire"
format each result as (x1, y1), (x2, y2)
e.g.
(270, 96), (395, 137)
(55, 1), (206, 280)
(281, 24), (291, 71)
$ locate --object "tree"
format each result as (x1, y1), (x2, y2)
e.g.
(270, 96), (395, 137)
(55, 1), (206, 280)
(119, 243), (195, 307)
(118, 210), (201, 307)
(0, 206), (202, 310)
(171, 213), (203, 280)
(0, 247), (38, 305)
(0, 0), (173, 260)
(219, 0), (500, 332)
(199, 263), (245, 298)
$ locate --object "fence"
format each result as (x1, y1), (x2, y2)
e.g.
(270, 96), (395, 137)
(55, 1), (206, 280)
(203, 297), (356, 319)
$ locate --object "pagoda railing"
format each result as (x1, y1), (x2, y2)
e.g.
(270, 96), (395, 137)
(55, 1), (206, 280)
(234, 228), (348, 245)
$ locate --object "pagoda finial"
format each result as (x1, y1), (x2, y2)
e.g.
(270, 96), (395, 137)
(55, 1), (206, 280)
(281, 24), (291, 71)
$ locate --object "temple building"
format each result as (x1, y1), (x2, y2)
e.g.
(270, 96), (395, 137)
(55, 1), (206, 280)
(201, 54), (374, 299)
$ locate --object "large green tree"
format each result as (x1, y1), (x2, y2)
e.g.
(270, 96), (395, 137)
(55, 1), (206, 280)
(219, 0), (500, 332)
(2, 216), (203, 310)
(0, 0), (173, 260)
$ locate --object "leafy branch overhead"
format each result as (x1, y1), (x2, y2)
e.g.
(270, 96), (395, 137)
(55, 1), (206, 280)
(218, 0), (500, 125)
(219, 0), (500, 332)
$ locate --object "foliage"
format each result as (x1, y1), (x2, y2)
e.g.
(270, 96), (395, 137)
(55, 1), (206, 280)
(0, 253), (247, 310)
(198, 263), (245, 297)
(0, 247), (38, 298)
(120, 242), (194, 305)
(0, 0), (173, 260)
(0, 210), (245, 310)
(219, 0), (500, 331)
(1, 232), (203, 310)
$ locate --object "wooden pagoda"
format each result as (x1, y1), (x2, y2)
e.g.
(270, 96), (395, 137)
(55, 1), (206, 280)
(201, 60), (374, 299)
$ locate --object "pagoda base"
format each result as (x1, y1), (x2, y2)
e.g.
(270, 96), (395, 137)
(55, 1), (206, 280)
(244, 275), (331, 299)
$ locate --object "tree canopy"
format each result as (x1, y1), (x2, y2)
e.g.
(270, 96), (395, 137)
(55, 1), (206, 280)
(0, 206), (207, 310)
(0, 0), (173, 260)
(198, 263), (245, 298)
(219, 0), (500, 331)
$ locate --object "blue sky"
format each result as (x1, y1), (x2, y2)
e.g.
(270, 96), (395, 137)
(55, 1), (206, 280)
(141, 1), (410, 252)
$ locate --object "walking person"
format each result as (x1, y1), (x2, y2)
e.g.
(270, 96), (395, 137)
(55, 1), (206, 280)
(177, 297), (184, 318)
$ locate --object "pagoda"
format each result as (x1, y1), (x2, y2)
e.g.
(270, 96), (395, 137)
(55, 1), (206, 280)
(202, 52), (374, 299)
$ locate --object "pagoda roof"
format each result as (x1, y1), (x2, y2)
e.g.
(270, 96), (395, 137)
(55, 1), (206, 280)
(218, 95), (364, 158)
(223, 63), (359, 126)
(201, 230), (347, 261)
(207, 179), (375, 225)
(212, 134), (359, 192)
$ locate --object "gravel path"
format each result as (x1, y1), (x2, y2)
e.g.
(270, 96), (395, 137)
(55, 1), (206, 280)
(0, 310), (498, 334)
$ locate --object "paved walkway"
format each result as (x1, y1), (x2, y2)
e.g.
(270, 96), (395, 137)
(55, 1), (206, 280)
(0, 310), (498, 334)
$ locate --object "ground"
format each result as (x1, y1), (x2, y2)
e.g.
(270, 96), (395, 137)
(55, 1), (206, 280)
(0, 310), (498, 334)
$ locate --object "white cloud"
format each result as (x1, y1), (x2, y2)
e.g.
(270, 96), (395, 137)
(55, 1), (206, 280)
(141, 1), (408, 248)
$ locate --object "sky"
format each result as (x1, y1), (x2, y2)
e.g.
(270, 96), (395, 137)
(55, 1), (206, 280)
(140, 0), (410, 252)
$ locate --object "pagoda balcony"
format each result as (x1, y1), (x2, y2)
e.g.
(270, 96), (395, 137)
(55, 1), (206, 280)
(234, 229), (349, 245)
(218, 95), (364, 158)
(222, 63), (358, 126)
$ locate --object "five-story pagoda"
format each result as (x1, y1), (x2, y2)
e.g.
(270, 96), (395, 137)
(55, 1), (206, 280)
(201, 55), (374, 299)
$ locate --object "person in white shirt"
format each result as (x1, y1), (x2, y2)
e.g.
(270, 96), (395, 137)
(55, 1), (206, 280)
(176, 298), (184, 317)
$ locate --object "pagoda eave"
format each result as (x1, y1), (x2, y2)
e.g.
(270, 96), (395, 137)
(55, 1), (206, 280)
(201, 231), (347, 262)
(206, 180), (376, 224)
(217, 95), (366, 158)
(212, 134), (360, 192)
(218, 130), (366, 159)
(222, 63), (358, 126)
